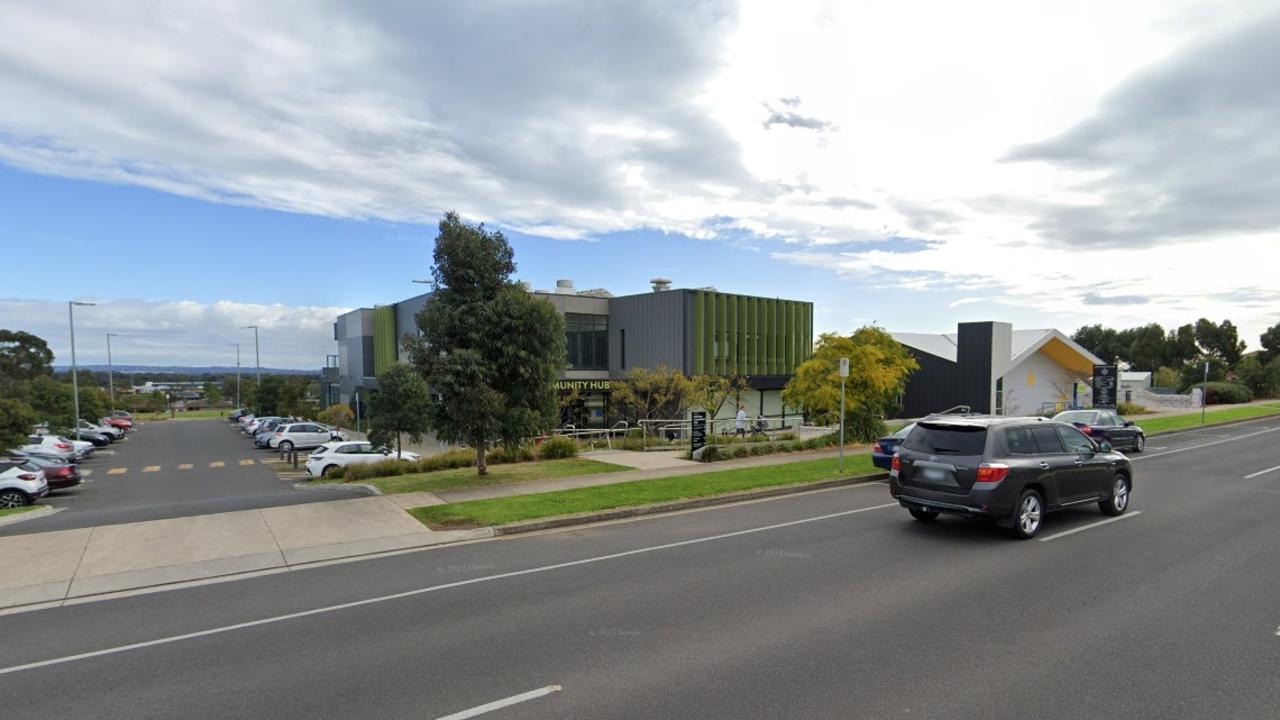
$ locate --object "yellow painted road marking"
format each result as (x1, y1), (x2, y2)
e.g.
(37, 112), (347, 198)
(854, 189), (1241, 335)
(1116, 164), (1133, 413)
(143, 465), (161, 473)
(107, 468), (127, 476)
(178, 463), (193, 470)
(209, 461), (225, 468)
(239, 459), (255, 466)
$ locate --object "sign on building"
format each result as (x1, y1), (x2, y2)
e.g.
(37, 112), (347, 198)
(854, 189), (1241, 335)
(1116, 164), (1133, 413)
(1092, 364), (1118, 409)
(690, 410), (707, 453)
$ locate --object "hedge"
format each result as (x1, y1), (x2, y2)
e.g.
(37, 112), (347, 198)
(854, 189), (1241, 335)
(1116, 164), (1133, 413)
(1188, 381), (1254, 405)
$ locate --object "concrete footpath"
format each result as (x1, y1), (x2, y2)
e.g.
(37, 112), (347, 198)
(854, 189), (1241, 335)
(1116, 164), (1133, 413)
(0, 497), (489, 611)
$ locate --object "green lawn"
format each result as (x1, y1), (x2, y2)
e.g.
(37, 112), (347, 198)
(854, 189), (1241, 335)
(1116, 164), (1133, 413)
(410, 454), (880, 528)
(135, 409), (229, 421)
(1141, 403), (1280, 434)
(0, 506), (39, 519)
(337, 457), (630, 495)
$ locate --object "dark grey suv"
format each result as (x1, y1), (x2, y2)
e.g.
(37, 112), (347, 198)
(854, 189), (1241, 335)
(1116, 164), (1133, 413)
(888, 416), (1133, 539)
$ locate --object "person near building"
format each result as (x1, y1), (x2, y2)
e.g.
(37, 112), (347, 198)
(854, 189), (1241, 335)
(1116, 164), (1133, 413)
(736, 404), (748, 437)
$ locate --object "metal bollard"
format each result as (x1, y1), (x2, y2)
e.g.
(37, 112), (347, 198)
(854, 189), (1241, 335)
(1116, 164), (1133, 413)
(291, 450), (299, 468)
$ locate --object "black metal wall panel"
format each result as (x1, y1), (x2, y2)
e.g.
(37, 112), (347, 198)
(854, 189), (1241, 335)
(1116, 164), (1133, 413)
(607, 290), (688, 377)
(956, 322), (994, 413)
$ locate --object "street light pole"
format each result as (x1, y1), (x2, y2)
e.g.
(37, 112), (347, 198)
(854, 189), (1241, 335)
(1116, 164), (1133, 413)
(106, 332), (119, 413)
(838, 357), (850, 475)
(242, 325), (261, 388)
(229, 343), (242, 408)
(68, 301), (96, 427)
(1201, 360), (1209, 424)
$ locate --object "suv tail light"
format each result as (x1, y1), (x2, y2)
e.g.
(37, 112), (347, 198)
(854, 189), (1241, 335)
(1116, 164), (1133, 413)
(891, 454), (901, 472)
(973, 463), (1010, 489)
(1079, 425), (1093, 435)
(55, 442), (71, 450)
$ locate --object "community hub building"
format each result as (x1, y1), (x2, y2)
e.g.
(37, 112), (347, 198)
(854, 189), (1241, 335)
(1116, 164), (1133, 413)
(326, 279), (815, 428)
(890, 321), (1104, 418)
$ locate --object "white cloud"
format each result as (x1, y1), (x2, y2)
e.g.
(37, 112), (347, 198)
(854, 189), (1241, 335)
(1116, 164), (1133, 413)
(0, 298), (347, 369)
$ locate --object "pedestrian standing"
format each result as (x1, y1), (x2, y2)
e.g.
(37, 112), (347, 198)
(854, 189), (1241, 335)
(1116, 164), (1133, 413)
(736, 404), (747, 437)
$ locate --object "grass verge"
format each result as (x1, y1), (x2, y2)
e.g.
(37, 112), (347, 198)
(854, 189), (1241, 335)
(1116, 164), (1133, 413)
(410, 454), (879, 528)
(134, 409), (229, 421)
(0, 506), (39, 519)
(323, 457), (629, 495)
(1141, 403), (1280, 434)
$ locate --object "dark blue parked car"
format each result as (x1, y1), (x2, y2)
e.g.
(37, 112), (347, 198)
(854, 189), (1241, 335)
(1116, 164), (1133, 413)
(872, 423), (916, 470)
(1052, 410), (1146, 452)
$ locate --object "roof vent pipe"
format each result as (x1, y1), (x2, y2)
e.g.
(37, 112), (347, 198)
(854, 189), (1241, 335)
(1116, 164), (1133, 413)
(651, 277), (672, 292)
(555, 279), (575, 294)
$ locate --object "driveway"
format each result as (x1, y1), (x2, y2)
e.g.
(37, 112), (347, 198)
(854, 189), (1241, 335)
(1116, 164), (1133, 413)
(2, 418), (366, 535)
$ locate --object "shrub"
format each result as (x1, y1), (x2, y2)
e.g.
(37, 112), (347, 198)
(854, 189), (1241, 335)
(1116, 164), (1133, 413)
(317, 403), (354, 429)
(1152, 366), (1180, 389)
(539, 435), (579, 460)
(1190, 382), (1253, 405)
(340, 448), (474, 481)
(1116, 402), (1148, 416)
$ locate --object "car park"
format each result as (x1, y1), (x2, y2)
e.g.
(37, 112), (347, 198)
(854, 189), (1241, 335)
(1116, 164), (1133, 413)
(72, 428), (113, 447)
(253, 418), (295, 447)
(1052, 409), (1145, 452)
(269, 423), (346, 452)
(83, 419), (125, 440)
(872, 422), (916, 470)
(229, 409), (250, 423)
(0, 460), (50, 508)
(7, 454), (82, 490)
(304, 442), (422, 478)
(19, 435), (80, 463)
(889, 416), (1133, 539)
(102, 416), (133, 432)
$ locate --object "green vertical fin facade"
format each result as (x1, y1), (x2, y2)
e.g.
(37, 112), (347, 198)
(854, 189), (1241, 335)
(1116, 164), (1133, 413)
(372, 305), (397, 376)
(690, 291), (813, 378)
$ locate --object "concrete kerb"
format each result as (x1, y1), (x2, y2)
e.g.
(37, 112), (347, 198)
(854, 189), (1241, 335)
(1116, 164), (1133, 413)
(292, 481), (381, 495)
(0, 506), (61, 529)
(487, 471), (889, 537)
(1143, 412), (1280, 440)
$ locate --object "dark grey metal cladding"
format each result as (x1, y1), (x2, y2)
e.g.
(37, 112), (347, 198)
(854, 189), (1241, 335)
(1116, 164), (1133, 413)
(956, 322), (994, 413)
(899, 349), (963, 418)
(897, 321), (998, 418)
(607, 289), (688, 378)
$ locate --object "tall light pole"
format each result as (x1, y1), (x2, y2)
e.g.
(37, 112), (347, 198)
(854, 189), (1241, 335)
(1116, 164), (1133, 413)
(68, 301), (96, 427)
(242, 325), (260, 389)
(106, 332), (119, 413)
(838, 357), (850, 475)
(228, 343), (241, 408)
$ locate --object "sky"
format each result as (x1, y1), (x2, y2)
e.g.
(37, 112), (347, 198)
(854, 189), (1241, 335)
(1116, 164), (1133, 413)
(1, 0), (1278, 368)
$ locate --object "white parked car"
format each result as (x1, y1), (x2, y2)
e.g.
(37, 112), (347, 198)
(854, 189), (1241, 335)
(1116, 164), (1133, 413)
(304, 442), (421, 478)
(82, 419), (124, 441)
(269, 423), (347, 452)
(244, 416), (281, 436)
(22, 435), (92, 461)
(0, 460), (50, 508)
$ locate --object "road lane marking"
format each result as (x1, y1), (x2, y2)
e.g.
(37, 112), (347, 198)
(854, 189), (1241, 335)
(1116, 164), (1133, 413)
(97, 450), (116, 456)
(143, 466), (161, 473)
(80, 469), (92, 477)
(178, 464), (193, 470)
(209, 461), (225, 468)
(106, 468), (127, 476)
(1134, 426), (1280, 462)
(239, 459), (255, 466)
(434, 685), (562, 720)
(0, 501), (898, 676)
(1244, 464), (1280, 479)
(1038, 511), (1142, 542)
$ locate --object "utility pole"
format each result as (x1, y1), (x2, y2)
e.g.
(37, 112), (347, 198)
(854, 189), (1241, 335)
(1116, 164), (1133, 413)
(106, 332), (119, 413)
(839, 357), (850, 475)
(242, 325), (261, 388)
(1201, 360), (1209, 424)
(68, 301), (96, 427)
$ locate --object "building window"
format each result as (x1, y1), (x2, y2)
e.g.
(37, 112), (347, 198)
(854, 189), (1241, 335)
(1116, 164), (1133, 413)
(620, 329), (626, 369)
(565, 313), (608, 370)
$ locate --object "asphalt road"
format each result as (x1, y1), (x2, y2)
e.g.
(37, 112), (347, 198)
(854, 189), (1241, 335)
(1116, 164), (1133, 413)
(1, 418), (1278, 719)
(2, 418), (364, 534)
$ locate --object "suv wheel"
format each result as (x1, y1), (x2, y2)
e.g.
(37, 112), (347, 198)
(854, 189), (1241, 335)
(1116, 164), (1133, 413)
(1011, 489), (1044, 540)
(1133, 434), (1145, 453)
(908, 508), (939, 522)
(1100, 474), (1130, 516)
(321, 464), (340, 478)
(0, 490), (31, 509)
(279, 440), (294, 453)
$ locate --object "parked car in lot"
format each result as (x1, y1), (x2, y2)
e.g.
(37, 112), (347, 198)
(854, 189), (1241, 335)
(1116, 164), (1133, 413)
(269, 423), (347, 452)
(83, 419), (125, 441)
(253, 418), (295, 448)
(19, 435), (83, 462)
(102, 416), (133, 432)
(1052, 409), (1145, 452)
(0, 461), (49, 508)
(244, 416), (277, 435)
(229, 409), (250, 423)
(873, 423), (916, 470)
(889, 416), (1133, 539)
(7, 454), (82, 490)
(72, 428), (112, 447)
(304, 442), (422, 478)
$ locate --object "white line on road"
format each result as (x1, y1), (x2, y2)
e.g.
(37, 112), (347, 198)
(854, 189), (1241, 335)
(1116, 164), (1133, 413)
(1134, 426), (1280, 462)
(0, 502), (899, 676)
(434, 685), (562, 720)
(1038, 511), (1143, 542)
(1244, 464), (1280, 479)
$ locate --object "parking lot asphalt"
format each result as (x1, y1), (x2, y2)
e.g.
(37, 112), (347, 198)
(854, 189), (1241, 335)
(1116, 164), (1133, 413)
(1, 419), (366, 535)
(1, 416), (1277, 719)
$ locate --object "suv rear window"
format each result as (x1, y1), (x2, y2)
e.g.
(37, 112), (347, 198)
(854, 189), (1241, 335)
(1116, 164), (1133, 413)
(902, 424), (987, 455)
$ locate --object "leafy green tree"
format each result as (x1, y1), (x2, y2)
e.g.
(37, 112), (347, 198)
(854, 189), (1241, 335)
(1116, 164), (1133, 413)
(613, 365), (694, 422)
(409, 213), (566, 475)
(1166, 324), (1199, 366)
(689, 372), (751, 424)
(1179, 357), (1227, 391)
(1233, 354), (1269, 397)
(1152, 366), (1180, 389)
(252, 376), (284, 415)
(1194, 318), (1246, 365)
(278, 376), (317, 419)
(202, 381), (223, 406)
(318, 403), (355, 429)
(1126, 323), (1167, 370)
(1072, 325), (1126, 364)
(1261, 322), (1280, 364)
(1265, 357), (1280, 399)
(10, 376), (74, 427)
(0, 330), (55, 391)
(783, 327), (919, 441)
(366, 364), (432, 456)
(0, 398), (38, 449)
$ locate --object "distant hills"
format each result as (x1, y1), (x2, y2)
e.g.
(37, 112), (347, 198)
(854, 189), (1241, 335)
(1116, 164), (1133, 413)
(54, 365), (320, 376)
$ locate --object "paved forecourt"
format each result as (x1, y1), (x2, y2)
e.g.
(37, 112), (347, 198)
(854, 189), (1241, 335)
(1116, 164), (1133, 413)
(3, 418), (365, 535)
(0, 416), (1277, 718)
